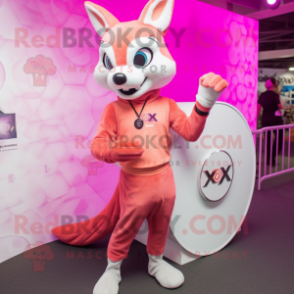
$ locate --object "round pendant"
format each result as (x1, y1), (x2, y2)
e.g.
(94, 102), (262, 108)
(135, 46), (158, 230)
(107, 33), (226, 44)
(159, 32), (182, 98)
(134, 118), (144, 129)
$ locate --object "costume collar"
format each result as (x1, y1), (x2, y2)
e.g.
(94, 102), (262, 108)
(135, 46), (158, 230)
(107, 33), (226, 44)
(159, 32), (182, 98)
(117, 89), (161, 105)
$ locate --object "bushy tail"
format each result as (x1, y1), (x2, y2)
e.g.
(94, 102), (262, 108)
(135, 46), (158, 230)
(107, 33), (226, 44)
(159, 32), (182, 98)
(52, 185), (120, 246)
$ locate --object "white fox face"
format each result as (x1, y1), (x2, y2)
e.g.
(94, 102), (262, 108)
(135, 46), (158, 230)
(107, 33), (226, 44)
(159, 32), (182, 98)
(85, 0), (176, 100)
(94, 35), (176, 99)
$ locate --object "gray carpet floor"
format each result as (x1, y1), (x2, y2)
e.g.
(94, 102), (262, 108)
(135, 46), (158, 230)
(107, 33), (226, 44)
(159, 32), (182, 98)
(1, 173), (294, 294)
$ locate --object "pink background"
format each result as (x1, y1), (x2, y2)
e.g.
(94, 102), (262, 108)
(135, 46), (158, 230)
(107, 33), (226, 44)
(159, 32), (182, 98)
(0, 0), (258, 262)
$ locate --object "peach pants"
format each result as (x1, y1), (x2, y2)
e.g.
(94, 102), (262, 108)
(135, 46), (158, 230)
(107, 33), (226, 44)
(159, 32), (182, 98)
(108, 165), (176, 261)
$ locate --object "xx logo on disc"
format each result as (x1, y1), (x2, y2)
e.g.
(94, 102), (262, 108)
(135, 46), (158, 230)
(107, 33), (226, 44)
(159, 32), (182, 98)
(198, 150), (234, 202)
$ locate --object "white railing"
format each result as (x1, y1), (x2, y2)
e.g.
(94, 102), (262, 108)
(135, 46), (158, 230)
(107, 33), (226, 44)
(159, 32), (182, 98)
(252, 124), (294, 190)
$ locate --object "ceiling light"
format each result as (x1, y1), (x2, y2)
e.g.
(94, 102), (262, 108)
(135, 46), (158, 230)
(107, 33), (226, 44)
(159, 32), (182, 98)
(266, 0), (281, 9)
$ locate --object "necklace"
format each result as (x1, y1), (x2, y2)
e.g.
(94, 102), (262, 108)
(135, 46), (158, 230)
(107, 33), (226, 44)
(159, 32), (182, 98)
(128, 99), (148, 129)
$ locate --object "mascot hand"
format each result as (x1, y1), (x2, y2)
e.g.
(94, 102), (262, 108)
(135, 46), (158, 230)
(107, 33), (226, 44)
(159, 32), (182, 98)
(109, 140), (144, 162)
(196, 72), (228, 109)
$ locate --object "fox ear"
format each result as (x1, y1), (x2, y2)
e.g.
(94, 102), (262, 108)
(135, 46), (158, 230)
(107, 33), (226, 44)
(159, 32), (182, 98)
(84, 1), (119, 37)
(138, 0), (174, 36)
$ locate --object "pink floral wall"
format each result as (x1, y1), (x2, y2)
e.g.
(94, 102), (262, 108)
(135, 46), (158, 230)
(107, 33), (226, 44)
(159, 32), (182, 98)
(0, 0), (258, 262)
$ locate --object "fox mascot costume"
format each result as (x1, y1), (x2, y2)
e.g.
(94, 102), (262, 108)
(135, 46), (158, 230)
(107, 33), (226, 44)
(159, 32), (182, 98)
(52, 0), (228, 293)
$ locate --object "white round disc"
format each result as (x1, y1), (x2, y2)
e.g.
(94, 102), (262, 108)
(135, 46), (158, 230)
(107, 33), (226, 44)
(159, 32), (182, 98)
(170, 102), (255, 256)
(198, 150), (234, 202)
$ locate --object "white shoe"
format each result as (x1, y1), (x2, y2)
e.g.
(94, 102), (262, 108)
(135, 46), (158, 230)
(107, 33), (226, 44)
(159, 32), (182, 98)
(148, 254), (184, 289)
(93, 259), (122, 294)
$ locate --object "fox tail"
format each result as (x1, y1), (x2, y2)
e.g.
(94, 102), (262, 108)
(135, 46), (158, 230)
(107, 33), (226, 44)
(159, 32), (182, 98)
(52, 185), (120, 246)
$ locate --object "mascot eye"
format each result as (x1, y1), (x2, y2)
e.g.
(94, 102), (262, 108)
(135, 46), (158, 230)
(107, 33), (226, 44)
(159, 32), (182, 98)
(103, 54), (114, 70)
(133, 48), (153, 68)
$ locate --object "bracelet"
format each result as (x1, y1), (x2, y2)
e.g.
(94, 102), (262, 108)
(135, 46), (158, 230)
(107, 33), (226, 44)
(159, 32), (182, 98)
(195, 104), (210, 116)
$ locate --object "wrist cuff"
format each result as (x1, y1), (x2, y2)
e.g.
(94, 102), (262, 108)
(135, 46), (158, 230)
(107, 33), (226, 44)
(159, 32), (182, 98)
(195, 104), (209, 116)
(195, 100), (211, 113)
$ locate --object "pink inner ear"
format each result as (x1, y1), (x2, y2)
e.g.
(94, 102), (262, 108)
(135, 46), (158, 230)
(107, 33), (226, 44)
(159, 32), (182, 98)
(152, 0), (168, 21)
(93, 13), (105, 28)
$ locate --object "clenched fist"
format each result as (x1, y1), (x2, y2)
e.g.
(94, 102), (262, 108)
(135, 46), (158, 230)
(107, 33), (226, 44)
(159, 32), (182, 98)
(196, 72), (228, 109)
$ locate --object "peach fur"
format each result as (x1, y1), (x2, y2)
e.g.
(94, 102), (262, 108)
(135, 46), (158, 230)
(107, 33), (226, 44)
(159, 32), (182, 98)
(52, 186), (120, 246)
(138, 0), (174, 36)
(102, 21), (174, 66)
(84, 1), (119, 28)
(85, 1), (174, 66)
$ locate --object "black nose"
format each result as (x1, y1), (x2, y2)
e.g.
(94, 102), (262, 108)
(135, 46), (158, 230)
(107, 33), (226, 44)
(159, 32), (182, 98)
(113, 73), (127, 85)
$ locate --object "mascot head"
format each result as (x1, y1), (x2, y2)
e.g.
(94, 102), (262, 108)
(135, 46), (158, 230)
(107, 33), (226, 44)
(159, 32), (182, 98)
(85, 0), (176, 100)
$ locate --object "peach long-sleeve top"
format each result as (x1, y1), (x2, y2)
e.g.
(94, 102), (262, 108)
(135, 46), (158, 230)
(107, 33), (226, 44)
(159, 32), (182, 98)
(91, 89), (210, 175)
